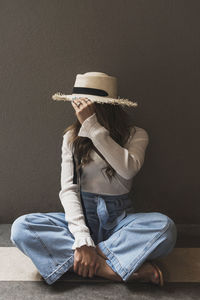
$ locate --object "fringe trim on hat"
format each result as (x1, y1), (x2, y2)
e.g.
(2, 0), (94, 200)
(52, 92), (138, 107)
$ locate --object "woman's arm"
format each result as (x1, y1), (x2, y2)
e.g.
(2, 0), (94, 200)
(78, 113), (149, 180)
(59, 130), (95, 250)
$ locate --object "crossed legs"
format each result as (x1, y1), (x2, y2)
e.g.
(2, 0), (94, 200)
(70, 245), (159, 283)
(95, 245), (161, 284)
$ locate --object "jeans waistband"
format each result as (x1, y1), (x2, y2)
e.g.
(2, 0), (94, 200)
(80, 190), (132, 233)
(80, 190), (130, 201)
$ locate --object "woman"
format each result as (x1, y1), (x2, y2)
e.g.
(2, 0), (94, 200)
(10, 72), (177, 286)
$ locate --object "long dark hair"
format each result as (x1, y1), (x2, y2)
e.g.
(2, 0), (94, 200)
(63, 102), (136, 183)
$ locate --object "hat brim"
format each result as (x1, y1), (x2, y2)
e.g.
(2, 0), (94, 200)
(52, 92), (138, 108)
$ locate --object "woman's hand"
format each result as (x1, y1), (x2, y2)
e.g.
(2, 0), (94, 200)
(71, 97), (96, 125)
(73, 245), (100, 278)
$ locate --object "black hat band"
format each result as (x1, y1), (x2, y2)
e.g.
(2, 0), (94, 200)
(72, 87), (108, 97)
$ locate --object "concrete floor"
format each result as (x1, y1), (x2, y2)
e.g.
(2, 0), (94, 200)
(1, 282), (200, 300)
(1, 224), (200, 299)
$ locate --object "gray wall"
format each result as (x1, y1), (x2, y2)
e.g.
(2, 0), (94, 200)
(1, 0), (199, 224)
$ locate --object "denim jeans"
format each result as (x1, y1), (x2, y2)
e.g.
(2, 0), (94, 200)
(10, 190), (177, 285)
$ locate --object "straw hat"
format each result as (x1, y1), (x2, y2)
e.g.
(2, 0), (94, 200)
(52, 72), (138, 108)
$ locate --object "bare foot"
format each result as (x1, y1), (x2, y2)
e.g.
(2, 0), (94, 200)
(129, 262), (160, 284)
(95, 253), (123, 282)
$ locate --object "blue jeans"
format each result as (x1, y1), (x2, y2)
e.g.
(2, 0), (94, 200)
(10, 190), (177, 285)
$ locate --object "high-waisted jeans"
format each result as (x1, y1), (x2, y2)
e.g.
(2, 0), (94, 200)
(10, 190), (177, 285)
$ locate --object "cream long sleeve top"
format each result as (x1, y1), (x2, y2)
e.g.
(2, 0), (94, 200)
(59, 113), (149, 250)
